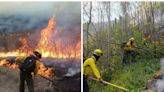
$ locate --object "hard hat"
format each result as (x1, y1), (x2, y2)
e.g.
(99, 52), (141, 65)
(33, 51), (42, 59)
(93, 49), (103, 56)
(130, 37), (135, 41)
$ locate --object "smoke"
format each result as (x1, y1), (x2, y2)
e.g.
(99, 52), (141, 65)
(156, 80), (164, 92)
(64, 66), (81, 77)
(0, 2), (81, 56)
(0, 2), (80, 18)
(54, 2), (81, 27)
(0, 2), (81, 33)
(0, 3), (81, 91)
(161, 58), (164, 75)
(156, 58), (164, 92)
(155, 58), (164, 92)
(0, 61), (80, 92)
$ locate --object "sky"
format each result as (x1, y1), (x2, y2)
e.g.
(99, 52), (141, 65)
(0, 2), (54, 17)
(83, 2), (121, 23)
(83, 2), (138, 23)
(0, 2), (81, 33)
(0, 2), (80, 18)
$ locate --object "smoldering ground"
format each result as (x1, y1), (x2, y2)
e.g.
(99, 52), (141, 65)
(0, 59), (81, 92)
(0, 2), (81, 92)
(143, 58), (164, 92)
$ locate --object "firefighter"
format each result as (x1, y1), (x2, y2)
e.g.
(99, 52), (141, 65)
(83, 49), (103, 92)
(15, 51), (42, 92)
(123, 37), (137, 63)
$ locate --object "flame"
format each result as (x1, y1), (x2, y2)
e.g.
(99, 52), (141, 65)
(0, 59), (54, 78)
(0, 51), (26, 57)
(18, 37), (33, 54)
(35, 16), (80, 59)
(37, 63), (54, 78)
(0, 59), (19, 69)
(0, 16), (80, 59)
(0, 16), (80, 78)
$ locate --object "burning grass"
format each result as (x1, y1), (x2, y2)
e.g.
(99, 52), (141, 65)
(0, 15), (80, 80)
(0, 58), (55, 79)
(0, 14), (81, 92)
(0, 58), (81, 92)
(0, 16), (80, 59)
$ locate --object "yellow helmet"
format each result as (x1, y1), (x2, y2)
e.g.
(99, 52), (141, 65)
(93, 49), (103, 56)
(130, 37), (135, 41)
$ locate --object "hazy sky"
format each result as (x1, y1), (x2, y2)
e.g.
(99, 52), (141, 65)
(83, 2), (121, 23)
(0, 2), (80, 18)
(83, 2), (137, 23)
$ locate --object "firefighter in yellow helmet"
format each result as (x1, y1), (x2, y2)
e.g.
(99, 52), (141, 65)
(83, 49), (103, 92)
(15, 51), (42, 92)
(123, 37), (137, 63)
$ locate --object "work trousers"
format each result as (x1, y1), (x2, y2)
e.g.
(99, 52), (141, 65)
(19, 71), (34, 92)
(83, 75), (89, 92)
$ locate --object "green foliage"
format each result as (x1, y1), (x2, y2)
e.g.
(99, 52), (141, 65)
(89, 58), (160, 92)
(83, 2), (164, 92)
(85, 25), (163, 92)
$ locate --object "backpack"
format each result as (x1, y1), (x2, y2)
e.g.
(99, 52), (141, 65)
(19, 55), (36, 73)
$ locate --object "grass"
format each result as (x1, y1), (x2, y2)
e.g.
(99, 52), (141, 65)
(88, 58), (160, 92)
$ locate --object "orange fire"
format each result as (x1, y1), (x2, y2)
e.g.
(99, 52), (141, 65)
(37, 63), (54, 78)
(0, 59), (54, 78)
(0, 16), (80, 59)
(0, 16), (80, 79)
(0, 51), (26, 57)
(0, 59), (19, 69)
(35, 16), (80, 58)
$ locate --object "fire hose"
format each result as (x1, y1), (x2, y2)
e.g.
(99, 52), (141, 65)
(89, 77), (129, 92)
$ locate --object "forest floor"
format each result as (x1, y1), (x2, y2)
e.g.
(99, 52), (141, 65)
(89, 58), (160, 92)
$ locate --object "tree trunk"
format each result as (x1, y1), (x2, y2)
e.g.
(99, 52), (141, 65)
(86, 2), (92, 56)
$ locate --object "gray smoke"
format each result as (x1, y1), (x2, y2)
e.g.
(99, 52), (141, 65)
(0, 2), (81, 92)
(160, 58), (164, 75)
(0, 2), (81, 33)
(0, 2), (81, 53)
(156, 58), (164, 92)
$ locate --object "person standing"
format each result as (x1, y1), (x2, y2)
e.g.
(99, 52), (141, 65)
(83, 49), (103, 92)
(15, 51), (42, 92)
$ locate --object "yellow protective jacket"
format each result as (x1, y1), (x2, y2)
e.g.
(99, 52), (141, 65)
(83, 56), (101, 79)
(124, 40), (136, 51)
(15, 55), (41, 75)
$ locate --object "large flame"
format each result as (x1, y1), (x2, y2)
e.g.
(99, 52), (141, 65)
(0, 16), (80, 79)
(35, 16), (80, 58)
(0, 16), (80, 59)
